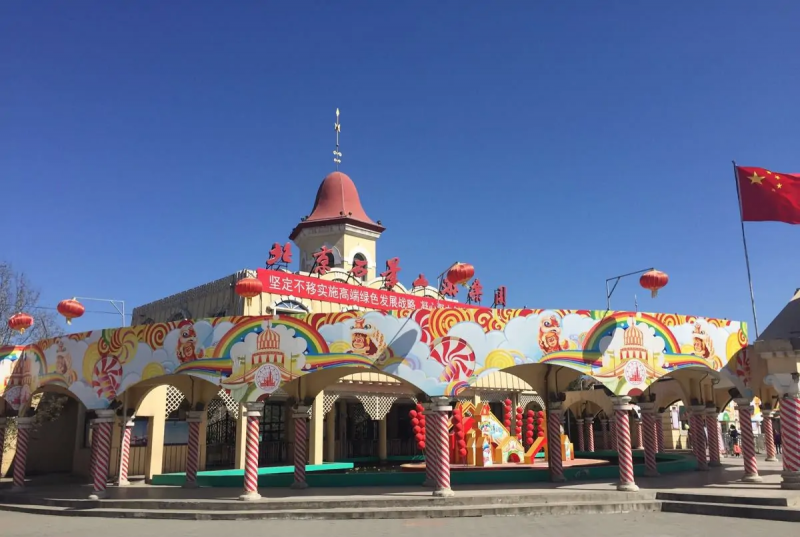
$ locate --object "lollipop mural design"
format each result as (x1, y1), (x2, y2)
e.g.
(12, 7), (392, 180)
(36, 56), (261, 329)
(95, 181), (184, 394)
(92, 355), (123, 401)
(429, 336), (476, 382)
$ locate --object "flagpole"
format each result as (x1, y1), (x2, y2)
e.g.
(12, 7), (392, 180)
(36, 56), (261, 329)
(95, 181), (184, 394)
(732, 160), (760, 338)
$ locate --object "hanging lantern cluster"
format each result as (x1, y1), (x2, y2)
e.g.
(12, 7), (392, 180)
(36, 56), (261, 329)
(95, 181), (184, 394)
(536, 410), (546, 439)
(446, 262), (475, 287)
(409, 403), (426, 451)
(235, 277), (263, 306)
(503, 398), (512, 429)
(525, 409), (535, 446)
(57, 298), (85, 325)
(639, 269), (669, 298)
(8, 312), (34, 334)
(452, 406), (467, 460)
(514, 406), (523, 438)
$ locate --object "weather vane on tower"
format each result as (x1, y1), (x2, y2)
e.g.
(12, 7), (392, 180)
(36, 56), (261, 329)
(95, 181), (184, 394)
(333, 108), (342, 170)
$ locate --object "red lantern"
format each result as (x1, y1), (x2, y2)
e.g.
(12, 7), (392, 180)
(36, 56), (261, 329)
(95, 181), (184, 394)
(457, 439), (467, 449)
(413, 426), (421, 435)
(8, 312), (33, 334)
(235, 277), (263, 306)
(446, 263), (475, 286)
(504, 419), (511, 428)
(459, 448), (467, 458)
(415, 433), (424, 442)
(411, 418), (419, 427)
(639, 269), (669, 298)
(418, 441), (426, 450)
(416, 403), (425, 413)
(57, 298), (85, 325)
(409, 410), (417, 419)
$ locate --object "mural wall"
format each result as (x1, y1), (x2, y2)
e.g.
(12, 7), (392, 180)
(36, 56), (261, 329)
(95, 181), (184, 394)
(0, 309), (748, 411)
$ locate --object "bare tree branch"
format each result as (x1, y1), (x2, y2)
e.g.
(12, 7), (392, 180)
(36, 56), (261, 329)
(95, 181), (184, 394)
(0, 262), (64, 347)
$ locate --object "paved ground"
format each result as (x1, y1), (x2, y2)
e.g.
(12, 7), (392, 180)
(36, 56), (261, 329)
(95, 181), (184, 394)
(0, 510), (797, 536)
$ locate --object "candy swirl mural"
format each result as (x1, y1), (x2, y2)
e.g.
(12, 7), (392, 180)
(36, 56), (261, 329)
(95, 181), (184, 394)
(0, 309), (748, 411)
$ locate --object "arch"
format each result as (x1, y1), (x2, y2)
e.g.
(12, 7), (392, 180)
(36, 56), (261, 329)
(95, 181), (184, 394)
(350, 251), (369, 282)
(273, 299), (309, 314)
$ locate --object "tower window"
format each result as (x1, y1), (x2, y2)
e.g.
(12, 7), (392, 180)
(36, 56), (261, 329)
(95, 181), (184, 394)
(352, 253), (368, 281)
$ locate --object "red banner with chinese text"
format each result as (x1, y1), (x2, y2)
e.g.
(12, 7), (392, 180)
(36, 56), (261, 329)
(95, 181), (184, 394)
(257, 269), (482, 311)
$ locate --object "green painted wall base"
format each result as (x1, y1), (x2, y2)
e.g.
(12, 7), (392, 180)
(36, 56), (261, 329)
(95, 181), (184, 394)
(151, 452), (695, 488)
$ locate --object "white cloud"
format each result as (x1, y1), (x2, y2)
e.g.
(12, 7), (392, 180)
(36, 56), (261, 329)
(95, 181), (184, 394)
(602, 317), (666, 356)
(212, 321), (234, 344)
(43, 337), (88, 375)
(69, 380), (109, 410)
(229, 321), (309, 369)
(670, 318), (733, 358)
(561, 313), (598, 349)
(396, 363), (449, 395)
(446, 321), (506, 370)
(500, 314), (542, 361)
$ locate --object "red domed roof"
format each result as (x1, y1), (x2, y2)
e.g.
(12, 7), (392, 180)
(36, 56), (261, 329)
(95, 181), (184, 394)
(289, 171), (385, 239)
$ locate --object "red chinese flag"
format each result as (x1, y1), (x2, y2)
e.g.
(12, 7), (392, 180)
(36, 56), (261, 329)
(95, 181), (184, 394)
(737, 166), (800, 224)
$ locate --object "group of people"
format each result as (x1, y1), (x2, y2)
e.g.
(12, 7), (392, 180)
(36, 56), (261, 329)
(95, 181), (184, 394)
(726, 425), (781, 456)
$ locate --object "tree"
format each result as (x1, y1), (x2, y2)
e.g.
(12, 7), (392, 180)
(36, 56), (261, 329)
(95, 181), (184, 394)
(1, 262), (67, 458)
(1, 262), (64, 347)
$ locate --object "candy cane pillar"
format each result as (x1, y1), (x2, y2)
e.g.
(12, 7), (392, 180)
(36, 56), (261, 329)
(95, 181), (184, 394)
(240, 403), (262, 500)
(689, 405), (708, 471)
(779, 387), (800, 489)
(89, 409), (115, 499)
(761, 409), (777, 462)
(656, 411), (665, 453)
(585, 417), (595, 452)
(422, 403), (435, 487)
(11, 417), (33, 491)
(576, 418), (585, 452)
(117, 416), (135, 486)
(426, 398), (454, 497)
(291, 406), (310, 489)
(705, 406), (721, 467)
(183, 410), (204, 488)
(547, 403), (565, 482)
(634, 417), (644, 450)
(0, 418), (6, 477)
(639, 403), (659, 477)
(612, 396), (638, 491)
(735, 398), (762, 482)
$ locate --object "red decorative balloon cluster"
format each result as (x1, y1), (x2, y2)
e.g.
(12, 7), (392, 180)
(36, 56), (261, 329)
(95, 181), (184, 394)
(536, 410), (546, 438)
(409, 403), (426, 451)
(503, 398), (512, 429)
(525, 409), (535, 446)
(452, 407), (467, 460)
(514, 406), (523, 437)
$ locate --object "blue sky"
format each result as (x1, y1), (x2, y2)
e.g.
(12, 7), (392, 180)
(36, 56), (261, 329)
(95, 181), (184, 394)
(2, 1), (799, 338)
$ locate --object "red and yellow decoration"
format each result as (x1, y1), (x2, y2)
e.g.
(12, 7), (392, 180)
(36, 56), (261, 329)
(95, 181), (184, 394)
(57, 298), (85, 325)
(446, 263), (475, 287)
(235, 277), (263, 306)
(8, 312), (34, 334)
(639, 269), (669, 298)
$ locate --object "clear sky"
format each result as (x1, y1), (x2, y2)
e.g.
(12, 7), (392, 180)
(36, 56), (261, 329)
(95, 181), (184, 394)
(2, 1), (799, 337)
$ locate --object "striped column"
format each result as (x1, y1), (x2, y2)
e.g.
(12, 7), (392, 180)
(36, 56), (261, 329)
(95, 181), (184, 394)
(639, 404), (659, 477)
(0, 418), (6, 477)
(585, 418), (595, 452)
(117, 416), (134, 486)
(761, 410), (777, 462)
(547, 403), (565, 483)
(610, 417), (618, 452)
(11, 417), (33, 491)
(427, 398), (454, 497)
(89, 409), (116, 499)
(735, 398), (762, 483)
(780, 393), (800, 489)
(717, 421), (726, 456)
(240, 403), (262, 500)
(634, 418), (644, 449)
(423, 403), (436, 487)
(184, 410), (204, 489)
(690, 406), (708, 471)
(705, 407), (721, 467)
(291, 406), (310, 489)
(601, 419), (609, 450)
(612, 396), (638, 491)
(576, 418), (585, 452)
(656, 412), (665, 453)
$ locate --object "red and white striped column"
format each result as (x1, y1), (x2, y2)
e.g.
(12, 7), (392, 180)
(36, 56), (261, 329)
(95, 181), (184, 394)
(183, 410), (204, 489)
(0, 418), (6, 477)
(240, 402), (262, 500)
(11, 417), (33, 491)
(609, 416), (618, 452)
(779, 391), (800, 489)
(639, 403), (659, 477)
(291, 406), (310, 489)
(117, 416), (134, 486)
(422, 402), (435, 487)
(426, 398), (454, 497)
(689, 405), (708, 471)
(735, 398), (762, 482)
(656, 410), (665, 453)
(585, 417), (595, 452)
(717, 420), (726, 456)
(634, 417), (644, 450)
(761, 409), (777, 462)
(547, 403), (565, 483)
(705, 406), (721, 467)
(89, 409), (116, 499)
(576, 418), (585, 452)
(613, 396), (638, 491)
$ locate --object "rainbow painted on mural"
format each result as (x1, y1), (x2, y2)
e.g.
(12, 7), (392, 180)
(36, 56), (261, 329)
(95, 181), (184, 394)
(0, 308), (748, 410)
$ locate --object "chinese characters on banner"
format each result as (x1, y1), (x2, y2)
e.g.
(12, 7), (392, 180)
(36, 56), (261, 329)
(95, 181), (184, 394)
(257, 269), (481, 311)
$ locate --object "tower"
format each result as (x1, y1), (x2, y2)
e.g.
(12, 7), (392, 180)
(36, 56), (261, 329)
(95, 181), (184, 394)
(288, 109), (385, 280)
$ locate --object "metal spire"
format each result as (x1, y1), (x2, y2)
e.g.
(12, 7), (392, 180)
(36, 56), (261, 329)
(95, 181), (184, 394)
(333, 108), (342, 169)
